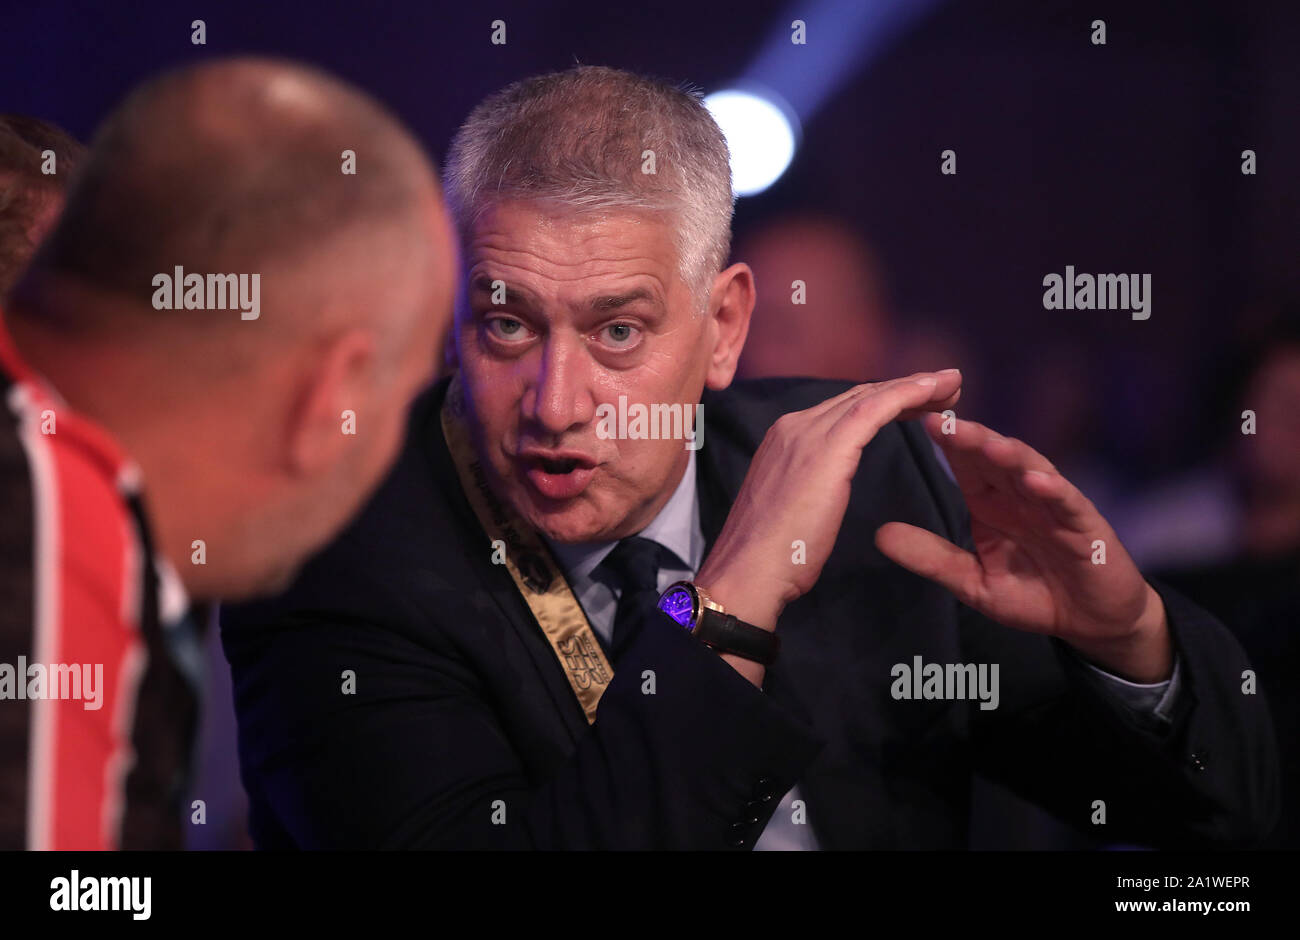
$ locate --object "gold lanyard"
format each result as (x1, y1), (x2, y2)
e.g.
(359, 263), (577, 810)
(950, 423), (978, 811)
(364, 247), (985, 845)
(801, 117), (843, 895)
(439, 374), (614, 724)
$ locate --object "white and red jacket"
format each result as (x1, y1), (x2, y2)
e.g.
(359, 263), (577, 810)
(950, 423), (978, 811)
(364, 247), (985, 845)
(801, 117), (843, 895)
(0, 314), (197, 849)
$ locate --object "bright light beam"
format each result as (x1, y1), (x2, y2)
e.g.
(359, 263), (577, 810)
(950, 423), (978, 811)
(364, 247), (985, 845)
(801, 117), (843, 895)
(704, 88), (800, 197)
(713, 0), (945, 196)
(744, 0), (943, 118)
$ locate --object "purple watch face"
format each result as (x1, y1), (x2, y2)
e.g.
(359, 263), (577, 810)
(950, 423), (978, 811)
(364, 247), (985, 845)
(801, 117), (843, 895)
(657, 586), (696, 630)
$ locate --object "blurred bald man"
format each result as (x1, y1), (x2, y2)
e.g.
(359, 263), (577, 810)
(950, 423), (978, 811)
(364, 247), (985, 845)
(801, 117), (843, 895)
(0, 58), (456, 849)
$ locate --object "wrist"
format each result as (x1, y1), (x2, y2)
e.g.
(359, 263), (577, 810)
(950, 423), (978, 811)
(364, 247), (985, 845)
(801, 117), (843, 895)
(1069, 584), (1172, 683)
(692, 574), (782, 632)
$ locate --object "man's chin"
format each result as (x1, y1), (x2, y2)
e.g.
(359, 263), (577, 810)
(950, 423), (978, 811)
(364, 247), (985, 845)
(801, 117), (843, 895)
(514, 490), (610, 544)
(526, 507), (604, 544)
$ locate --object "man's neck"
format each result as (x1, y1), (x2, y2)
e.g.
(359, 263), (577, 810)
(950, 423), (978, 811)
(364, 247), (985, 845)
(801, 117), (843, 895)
(4, 306), (233, 597)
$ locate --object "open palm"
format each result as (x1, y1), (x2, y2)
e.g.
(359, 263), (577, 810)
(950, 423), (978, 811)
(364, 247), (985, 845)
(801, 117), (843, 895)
(876, 413), (1159, 652)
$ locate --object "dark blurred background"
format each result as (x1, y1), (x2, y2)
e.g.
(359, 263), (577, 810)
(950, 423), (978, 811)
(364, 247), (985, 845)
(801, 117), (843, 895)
(5, 0), (1296, 849)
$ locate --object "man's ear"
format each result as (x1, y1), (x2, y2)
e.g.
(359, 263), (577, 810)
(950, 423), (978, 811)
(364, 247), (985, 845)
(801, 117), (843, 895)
(704, 262), (756, 390)
(285, 329), (377, 476)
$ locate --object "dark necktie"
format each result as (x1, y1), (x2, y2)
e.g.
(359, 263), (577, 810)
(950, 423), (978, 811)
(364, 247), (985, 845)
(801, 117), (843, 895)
(596, 536), (668, 661)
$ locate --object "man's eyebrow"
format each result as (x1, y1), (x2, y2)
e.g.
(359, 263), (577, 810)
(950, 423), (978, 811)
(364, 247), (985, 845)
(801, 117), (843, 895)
(470, 275), (537, 307)
(588, 288), (658, 312)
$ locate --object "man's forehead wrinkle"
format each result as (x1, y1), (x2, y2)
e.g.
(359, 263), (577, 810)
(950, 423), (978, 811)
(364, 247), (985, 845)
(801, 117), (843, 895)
(468, 246), (672, 289)
(471, 201), (675, 250)
(466, 209), (682, 312)
(470, 225), (669, 263)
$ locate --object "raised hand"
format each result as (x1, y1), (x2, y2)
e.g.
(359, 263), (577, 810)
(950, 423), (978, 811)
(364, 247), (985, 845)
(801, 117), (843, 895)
(695, 371), (962, 621)
(875, 413), (1172, 683)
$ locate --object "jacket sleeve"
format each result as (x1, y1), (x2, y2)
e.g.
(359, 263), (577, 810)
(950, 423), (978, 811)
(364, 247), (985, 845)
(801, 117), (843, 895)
(895, 419), (1282, 848)
(220, 582), (824, 850)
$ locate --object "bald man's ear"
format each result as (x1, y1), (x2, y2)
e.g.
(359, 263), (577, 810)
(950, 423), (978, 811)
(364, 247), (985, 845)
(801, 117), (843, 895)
(704, 262), (755, 391)
(285, 330), (378, 476)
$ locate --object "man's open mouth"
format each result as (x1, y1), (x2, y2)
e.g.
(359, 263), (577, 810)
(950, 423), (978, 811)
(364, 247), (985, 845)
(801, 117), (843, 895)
(518, 451), (598, 500)
(538, 457), (579, 475)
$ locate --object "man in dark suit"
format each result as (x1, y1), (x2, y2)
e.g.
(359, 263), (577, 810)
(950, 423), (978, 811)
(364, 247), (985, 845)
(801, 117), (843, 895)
(221, 65), (1279, 850)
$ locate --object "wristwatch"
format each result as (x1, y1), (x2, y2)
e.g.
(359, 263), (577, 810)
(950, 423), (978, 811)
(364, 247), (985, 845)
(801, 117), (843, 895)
(656, 580), (780, 665)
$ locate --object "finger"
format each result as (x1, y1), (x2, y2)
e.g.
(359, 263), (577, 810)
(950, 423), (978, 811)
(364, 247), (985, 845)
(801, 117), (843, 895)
(810, 369), (962, 423)
(806, 373), (937, 421)
(897, 384), (961, 422)
(931, 420), (1103, 545)
(975, 435), (1090, 532)
(938, 421), (1095, 534)
(967, 428), (1058, 515)
(922, 414), (1003, 455)
(925, 417), (1085, 542)
(826, 376), (962, 450)
(967, 421), (1057, 476)
(875, 521), (984, 608)
(1014, 467), (1099, 535)
(920, 412), (1003, 497)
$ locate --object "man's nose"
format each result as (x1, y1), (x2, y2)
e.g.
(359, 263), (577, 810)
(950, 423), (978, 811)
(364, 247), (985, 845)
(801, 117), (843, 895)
(523, 335), (593, 435)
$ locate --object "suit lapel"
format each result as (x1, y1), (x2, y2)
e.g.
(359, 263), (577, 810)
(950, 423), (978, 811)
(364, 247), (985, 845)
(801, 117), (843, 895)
(420, 380), (593, 746)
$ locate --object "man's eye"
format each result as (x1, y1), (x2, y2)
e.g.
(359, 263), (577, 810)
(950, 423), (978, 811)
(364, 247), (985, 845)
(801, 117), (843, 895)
(599, 323), (640, 348)
(486, 317), (533, 341)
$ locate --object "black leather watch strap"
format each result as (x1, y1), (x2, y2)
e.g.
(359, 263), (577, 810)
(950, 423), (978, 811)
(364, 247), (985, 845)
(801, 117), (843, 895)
(694, 607), (780, 665)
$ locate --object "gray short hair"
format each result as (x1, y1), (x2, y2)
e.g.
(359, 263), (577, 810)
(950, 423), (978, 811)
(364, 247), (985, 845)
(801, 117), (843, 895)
(444, 65), (735, 307)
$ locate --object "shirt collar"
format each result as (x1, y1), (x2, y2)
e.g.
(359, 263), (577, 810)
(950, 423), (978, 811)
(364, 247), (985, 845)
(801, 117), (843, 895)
(155, 553), (192, 626)
(544, 448), (702, 581)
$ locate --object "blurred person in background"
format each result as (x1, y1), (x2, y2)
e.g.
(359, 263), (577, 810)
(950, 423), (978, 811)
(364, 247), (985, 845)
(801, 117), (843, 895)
(737, 215), (987, 418)
(0, 115), (86, 296)
(1124, 307), (1300, 847)
(736, 214), (895, 384)
(1124, 308), (1300, 571)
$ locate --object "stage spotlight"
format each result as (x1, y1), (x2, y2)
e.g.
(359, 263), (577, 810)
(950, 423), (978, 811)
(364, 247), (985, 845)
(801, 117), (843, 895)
(712, 0), (943, 197)
(704, 87), (800, 197)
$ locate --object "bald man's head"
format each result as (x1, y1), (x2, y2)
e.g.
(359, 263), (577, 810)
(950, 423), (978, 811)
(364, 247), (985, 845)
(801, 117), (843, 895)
(16, 58), (443, 359)
(3, 58), (457, 599)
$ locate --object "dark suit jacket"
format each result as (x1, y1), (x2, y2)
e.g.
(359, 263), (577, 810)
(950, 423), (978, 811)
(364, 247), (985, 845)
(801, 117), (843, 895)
(220, 376), (1280, 849)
